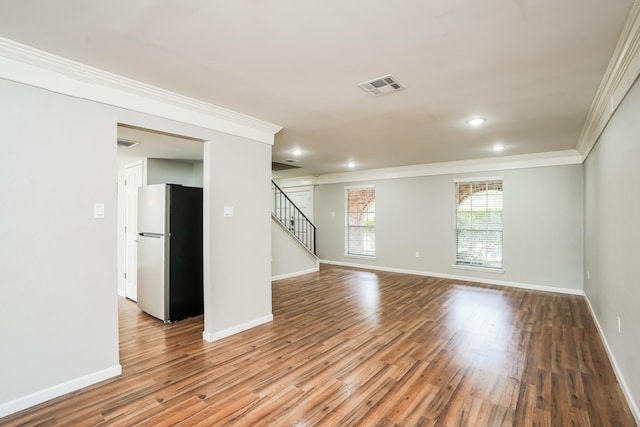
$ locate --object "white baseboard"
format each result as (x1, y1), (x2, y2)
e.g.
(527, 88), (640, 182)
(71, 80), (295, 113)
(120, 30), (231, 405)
(202, 314), (274, 343)
(583, 295), (640, 425)
(0, 364), (122, 418)
(319, 260), (584, 296)
(272, 265), (319, 281)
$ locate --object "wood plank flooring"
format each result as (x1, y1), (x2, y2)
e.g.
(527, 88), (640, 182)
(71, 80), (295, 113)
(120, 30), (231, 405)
(1, 265), (636, 426)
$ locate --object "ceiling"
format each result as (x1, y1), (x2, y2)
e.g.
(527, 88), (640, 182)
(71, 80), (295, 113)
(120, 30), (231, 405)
(0, 1), (633, 178)
(117, 125), (204, 163)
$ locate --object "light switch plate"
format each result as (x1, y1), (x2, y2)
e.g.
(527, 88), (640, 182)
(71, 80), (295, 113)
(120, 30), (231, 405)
(94, 203), (105, 219)
(223, 206), (234, 217)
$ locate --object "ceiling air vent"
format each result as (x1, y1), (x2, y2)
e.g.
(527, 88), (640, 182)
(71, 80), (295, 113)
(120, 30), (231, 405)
(117, 138), (140, 148)
(358, 74), (405, 96)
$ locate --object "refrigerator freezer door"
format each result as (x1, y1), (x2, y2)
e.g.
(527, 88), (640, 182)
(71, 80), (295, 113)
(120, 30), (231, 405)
(137, 234), (170, 321)
(166, 185), (204, 321)
(138, 184), (168, 235)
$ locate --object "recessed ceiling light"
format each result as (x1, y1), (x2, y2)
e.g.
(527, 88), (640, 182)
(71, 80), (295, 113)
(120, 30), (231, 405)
(466, 118), (486, 126)
(348, 162), (356, 168)
(492, 145), (505, 152)
(292, 148), (302, 156)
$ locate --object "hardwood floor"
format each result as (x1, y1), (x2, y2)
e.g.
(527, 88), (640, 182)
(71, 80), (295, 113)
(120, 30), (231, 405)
(2, 265), (636, 426)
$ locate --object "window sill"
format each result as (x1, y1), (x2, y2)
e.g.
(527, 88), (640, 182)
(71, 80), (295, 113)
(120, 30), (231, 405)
(344, 254), (377, 261)
(451, 264), (505, 274)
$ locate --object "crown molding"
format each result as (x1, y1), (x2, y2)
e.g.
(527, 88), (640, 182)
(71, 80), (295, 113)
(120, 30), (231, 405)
(287, 150), (582, 186)
(0, 37), (282, 144)
(577, 0), (640, 159)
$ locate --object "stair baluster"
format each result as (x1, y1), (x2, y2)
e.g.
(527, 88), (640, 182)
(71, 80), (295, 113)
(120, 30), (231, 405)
(272, 180), (317, 255)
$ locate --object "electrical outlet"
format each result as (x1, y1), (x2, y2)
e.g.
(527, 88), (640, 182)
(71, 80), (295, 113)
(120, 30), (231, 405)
(617, 316), (621, 333)
(587, 270), (590, 281)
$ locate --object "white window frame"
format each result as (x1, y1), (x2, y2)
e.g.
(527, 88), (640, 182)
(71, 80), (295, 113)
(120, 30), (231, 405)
(452, 177), (504, 272)
(345, 184), (376, 258)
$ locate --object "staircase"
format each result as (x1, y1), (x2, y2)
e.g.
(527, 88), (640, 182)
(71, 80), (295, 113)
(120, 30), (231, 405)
(272, 180), (316, 255)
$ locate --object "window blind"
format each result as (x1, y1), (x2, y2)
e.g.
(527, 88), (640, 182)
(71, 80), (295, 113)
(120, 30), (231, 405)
(455, 180), (503, 269)
(345, 187), (376, 256)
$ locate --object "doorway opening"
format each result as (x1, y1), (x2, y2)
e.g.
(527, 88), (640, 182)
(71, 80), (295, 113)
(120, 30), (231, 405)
(115, 123), (206, 343)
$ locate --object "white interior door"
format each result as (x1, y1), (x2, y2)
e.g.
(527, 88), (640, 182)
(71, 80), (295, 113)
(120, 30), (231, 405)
(284, 186), (314, 241)
(124, 161), (143, 301)
(285, 187), (313, 221)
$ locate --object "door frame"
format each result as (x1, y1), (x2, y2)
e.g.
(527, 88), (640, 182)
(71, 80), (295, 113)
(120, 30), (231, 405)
(122, 160), (144, 300)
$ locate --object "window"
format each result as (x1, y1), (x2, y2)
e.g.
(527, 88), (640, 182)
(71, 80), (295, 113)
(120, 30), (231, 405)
(345, 186), (375, 257)
(455, 178), (503, 269)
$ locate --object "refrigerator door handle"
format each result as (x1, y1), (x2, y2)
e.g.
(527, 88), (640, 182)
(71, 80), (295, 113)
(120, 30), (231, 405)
(139, 232), (170, 238)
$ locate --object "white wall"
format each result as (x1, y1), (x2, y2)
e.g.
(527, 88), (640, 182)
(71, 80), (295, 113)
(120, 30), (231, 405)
(193, 161), (204, 186)
(314, 165), (584, 291)
(584, 76), (640, 420)
(0, 79), (120, 412)
(203, 135), (273, 341)
(271, 218), (319, 279)
(0, 78), (274, 416)
(146, 158), (203, 187)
